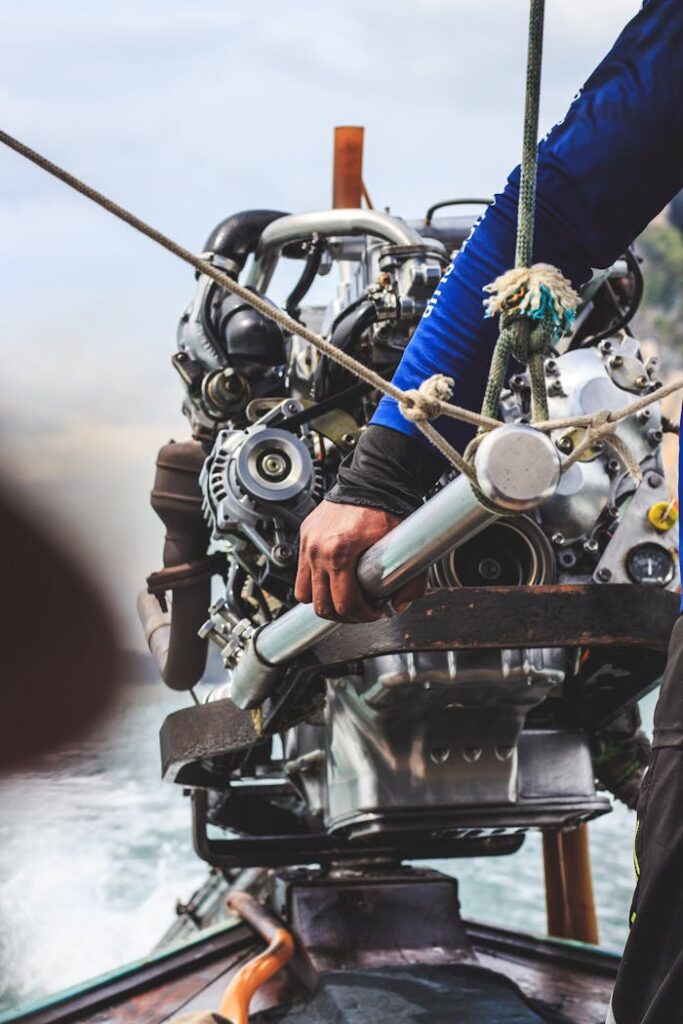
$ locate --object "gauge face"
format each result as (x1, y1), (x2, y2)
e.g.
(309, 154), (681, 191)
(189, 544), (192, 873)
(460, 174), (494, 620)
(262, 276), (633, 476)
(626, 543), (675, 586)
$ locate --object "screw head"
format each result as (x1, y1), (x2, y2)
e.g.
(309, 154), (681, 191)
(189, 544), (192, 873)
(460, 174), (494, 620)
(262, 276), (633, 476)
(545, 359), (558, 375)
(584, 539), (599, 555)
(597, 567), (612, 582)
(272, 543), (295, 564)
(599, 340), (613, 354)
(609, 355), (624, 369)
(648, 473), (663, 488)
(635, 375), (649, 389)
(551, 532), (565, 547)
(556, 435), (574, 454)
(495, 746), (514, 762)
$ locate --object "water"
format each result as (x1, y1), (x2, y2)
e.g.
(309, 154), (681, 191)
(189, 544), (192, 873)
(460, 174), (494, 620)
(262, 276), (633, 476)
(0, 682), (655, 1013)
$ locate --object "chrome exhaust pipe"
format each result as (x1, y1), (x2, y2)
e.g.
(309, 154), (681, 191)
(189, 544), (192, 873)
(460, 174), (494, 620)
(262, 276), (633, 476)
(227, 424), (561, 709)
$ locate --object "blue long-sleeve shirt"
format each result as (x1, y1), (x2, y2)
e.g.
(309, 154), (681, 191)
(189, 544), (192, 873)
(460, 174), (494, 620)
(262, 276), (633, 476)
(372, 0), (683, 470)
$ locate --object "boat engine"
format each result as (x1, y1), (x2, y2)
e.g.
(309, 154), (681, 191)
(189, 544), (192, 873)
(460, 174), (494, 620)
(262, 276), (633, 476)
(142, 205), (680, 867)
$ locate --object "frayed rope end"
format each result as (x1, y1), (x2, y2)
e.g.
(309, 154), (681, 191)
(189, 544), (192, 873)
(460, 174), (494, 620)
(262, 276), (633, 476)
(484, 263), (579, 335)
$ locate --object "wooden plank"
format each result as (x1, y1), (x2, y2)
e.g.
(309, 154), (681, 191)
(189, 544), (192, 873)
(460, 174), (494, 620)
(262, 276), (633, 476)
(5, 926), (255, 1024)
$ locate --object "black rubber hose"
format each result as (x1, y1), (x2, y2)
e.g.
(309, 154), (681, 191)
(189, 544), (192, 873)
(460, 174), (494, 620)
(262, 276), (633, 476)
(579, 247), (644, 348)
(315, 300), (378, 400)
(203, 209), (289, 271)
(284, 235), (324, 318)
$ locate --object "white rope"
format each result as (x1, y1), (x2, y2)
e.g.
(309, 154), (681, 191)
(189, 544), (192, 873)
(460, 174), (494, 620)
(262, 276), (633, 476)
(0, 128), (678, 493)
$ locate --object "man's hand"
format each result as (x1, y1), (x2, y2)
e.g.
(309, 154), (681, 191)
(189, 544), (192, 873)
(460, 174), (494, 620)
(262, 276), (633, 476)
(295, 500), (427, 623)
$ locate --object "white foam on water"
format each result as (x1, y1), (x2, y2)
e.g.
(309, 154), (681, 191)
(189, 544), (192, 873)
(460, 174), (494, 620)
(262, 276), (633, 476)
(0, 685), (656, 1009)
(0, 684), (205, 1011)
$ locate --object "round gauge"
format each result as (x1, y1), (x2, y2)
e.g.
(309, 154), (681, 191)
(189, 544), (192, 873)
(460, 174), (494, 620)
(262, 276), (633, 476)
(626, 543), (675, 586)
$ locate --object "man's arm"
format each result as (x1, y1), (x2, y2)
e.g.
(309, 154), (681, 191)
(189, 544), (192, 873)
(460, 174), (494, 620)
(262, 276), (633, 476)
(296, 0), (683, 622)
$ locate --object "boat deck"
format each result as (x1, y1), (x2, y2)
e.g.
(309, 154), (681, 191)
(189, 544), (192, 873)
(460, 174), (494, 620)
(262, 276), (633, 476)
(1, 917), (617, 1024)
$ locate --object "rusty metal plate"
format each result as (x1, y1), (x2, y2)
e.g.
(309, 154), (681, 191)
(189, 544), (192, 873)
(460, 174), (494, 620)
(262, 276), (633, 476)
(312, 585), (679, 668)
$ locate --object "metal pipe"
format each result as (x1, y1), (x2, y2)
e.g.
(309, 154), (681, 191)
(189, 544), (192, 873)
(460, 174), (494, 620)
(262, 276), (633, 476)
(230, 474), (494, 709)
(257, 473), (491, 667)
(248, 209), (423, 292)
(257, 208), (422, 253)
(229, 424), (562, 709)
(333, 126), (365, 208)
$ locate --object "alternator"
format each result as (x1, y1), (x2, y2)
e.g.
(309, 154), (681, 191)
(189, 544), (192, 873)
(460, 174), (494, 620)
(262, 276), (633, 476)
(200, 408), (317, 574)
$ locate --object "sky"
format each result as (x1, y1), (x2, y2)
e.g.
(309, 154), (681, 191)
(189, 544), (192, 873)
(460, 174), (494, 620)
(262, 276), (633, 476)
(0, 0), (642, 645)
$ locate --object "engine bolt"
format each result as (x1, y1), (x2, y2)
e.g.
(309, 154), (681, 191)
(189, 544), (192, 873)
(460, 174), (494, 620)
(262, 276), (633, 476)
(510, 374), (527, 390)
(551, 532), (565, 547)
(261, 453), (288, 478)
(547, 380), (564, 396)
(272, 543), (295, 564)
(556, 435), (573, 454)
(596, 567), (612, 582)
(340, 432), (357, 448)
(647, 429), (664, 448)
(599, 340), (613, 355)
(648, 472), (663, 488)
(545, 358), (558, 375)
(635, 375), (649, 389)
(607, 458), (621, 475)
(637, 409), (652, 423)
(583, 539), (600, 555)
(609, 355), (624, 369)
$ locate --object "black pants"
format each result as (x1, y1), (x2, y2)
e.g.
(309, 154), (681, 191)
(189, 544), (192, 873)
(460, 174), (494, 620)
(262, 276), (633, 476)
(610, 615), (683, 1024)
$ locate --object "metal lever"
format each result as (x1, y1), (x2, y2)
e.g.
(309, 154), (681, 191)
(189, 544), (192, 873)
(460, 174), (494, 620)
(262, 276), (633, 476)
(228, 423), (561, 709)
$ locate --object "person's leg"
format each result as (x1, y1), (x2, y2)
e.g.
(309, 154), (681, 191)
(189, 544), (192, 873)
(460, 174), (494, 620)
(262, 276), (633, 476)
(609, 616), (683, 1024)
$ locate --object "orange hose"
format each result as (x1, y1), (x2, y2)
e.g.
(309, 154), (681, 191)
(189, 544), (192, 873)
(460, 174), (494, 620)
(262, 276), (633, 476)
(219, 893), (295, 1024)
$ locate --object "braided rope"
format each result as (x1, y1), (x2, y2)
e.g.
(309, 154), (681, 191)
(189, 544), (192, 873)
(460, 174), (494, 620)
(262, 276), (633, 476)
(0, 126), (680, 494)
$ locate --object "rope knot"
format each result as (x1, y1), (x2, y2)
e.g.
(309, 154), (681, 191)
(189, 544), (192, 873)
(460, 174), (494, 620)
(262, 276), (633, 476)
(589, 409), (612, 431)
(399, 374), (454, 422)
(483, 263), (579, 338)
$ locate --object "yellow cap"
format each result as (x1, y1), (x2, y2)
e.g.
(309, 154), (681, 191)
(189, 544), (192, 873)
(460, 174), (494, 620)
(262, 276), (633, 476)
(648, 499), (679, 532)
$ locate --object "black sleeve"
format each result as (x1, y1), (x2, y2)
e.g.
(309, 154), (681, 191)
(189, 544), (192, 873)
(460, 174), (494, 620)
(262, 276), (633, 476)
(325, 424), (446, 519)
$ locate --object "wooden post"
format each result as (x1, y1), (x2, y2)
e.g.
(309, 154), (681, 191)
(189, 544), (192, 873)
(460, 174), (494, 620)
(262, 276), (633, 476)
(333, 126), (364, 208)
(561, 824), (600, 945)
(543, 826), (599, 944)
(542, 832), (572, 938)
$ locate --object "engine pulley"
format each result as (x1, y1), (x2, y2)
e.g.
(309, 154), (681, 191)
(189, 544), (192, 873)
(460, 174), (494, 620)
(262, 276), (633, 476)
(235, 427), (313, 503)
